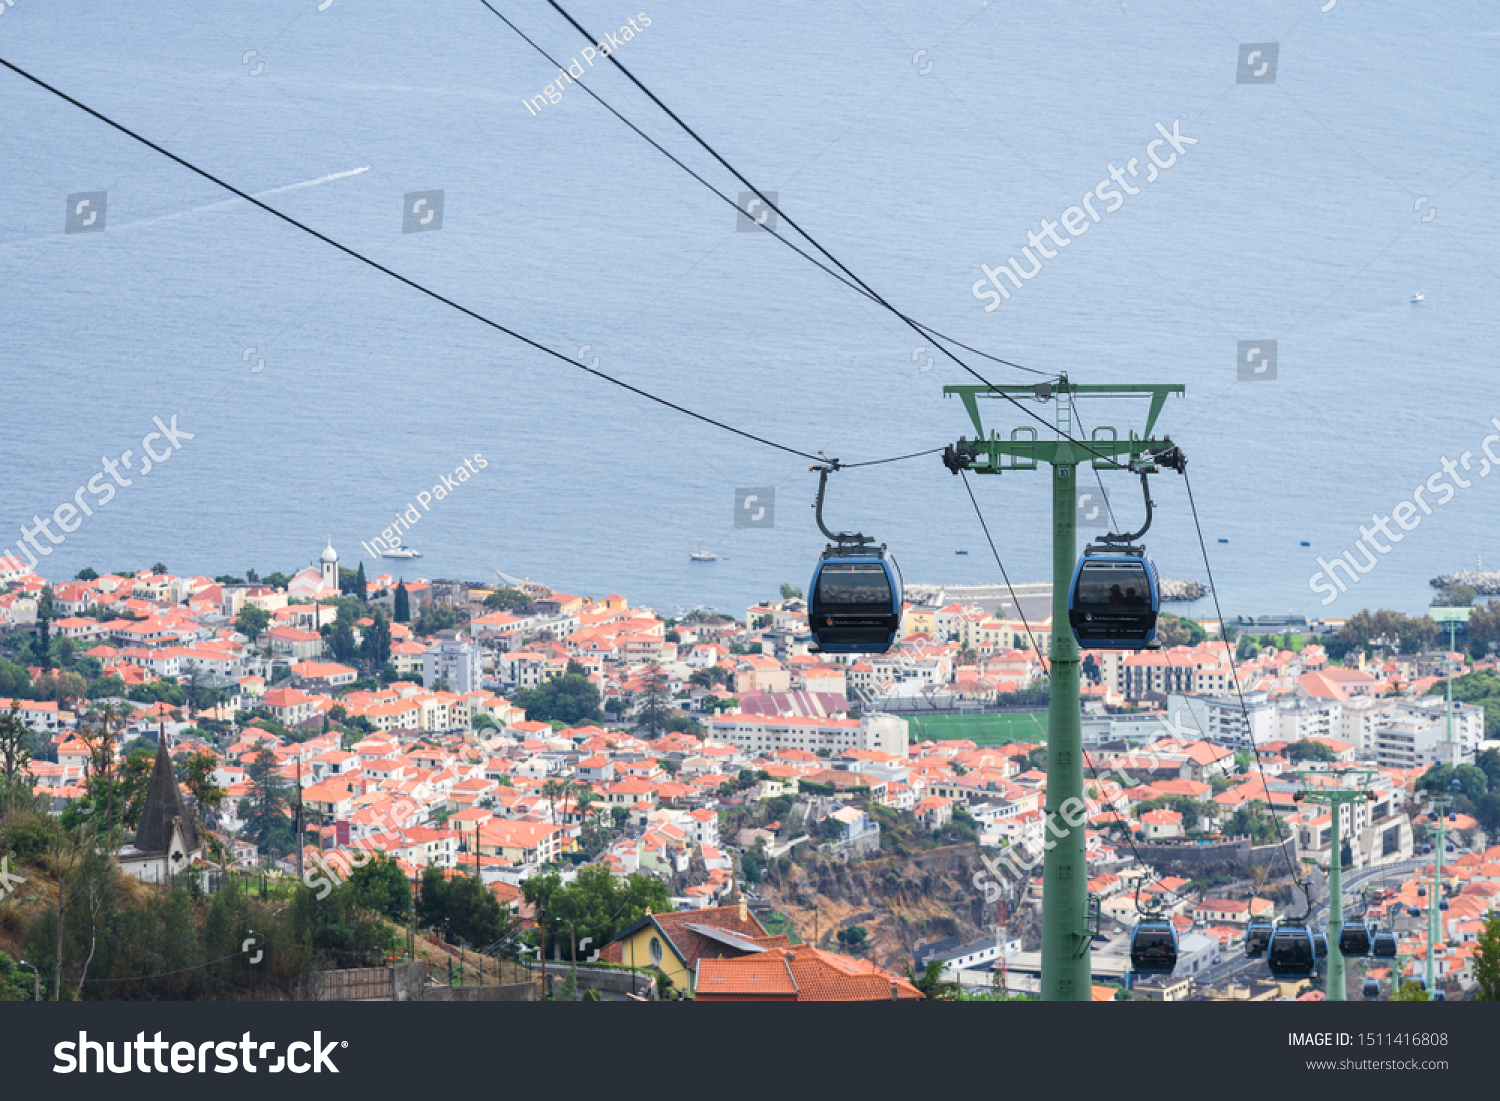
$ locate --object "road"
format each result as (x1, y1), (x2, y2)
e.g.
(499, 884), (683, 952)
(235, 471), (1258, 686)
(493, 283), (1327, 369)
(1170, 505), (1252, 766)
(1188, 858), (1427, 989)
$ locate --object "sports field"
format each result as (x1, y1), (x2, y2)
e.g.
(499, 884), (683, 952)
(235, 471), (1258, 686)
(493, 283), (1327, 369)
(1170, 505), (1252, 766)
(904, 711), (1049, 747)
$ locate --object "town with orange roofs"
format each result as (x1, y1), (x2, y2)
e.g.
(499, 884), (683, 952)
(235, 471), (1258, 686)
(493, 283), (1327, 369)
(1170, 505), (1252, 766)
(0, 543), (1497, 1003)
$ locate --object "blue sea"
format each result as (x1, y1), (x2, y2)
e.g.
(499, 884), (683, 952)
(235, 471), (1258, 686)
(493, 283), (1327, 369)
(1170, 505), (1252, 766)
(2, 0), (1497, 623)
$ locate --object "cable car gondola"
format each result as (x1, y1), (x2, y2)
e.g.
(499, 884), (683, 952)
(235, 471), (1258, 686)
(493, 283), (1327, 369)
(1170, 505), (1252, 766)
(1266, 922), (1317, 980)
(1371, 931), (1398, 959)
(1245, 919), (1274, 959)
(805, 463), (903, 654)
(1417, 885), (1427, 898)
(1066, 456), (1182, 651)
(1337, 920), (1372, 958)
(1439, 897), (1449, 912)
(1129, 919), (1178, 976)
(1068, 548), (1160, 650)
(1361, 978), (1381, 999)
(1312, 931), (1328, 960)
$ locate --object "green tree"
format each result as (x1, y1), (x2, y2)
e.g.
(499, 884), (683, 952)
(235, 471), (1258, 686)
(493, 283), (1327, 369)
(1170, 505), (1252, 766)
(636, 663), (673, 739)
(355, 561), (367, 601)
(417, 866), (518, 950)
(521, 865), (670, 953)
(779, 582), (803, 601)
(0, 659), (31, 698)
(1156, 614), (1208, 647)
(483, 588), (531, 611)
(511, 673), (603, 725)
(1286, 739), (1337, 763)
(235, 605), (272, 644)
(322, 619), (360, 663)
(1340, 609), (1438, 655)
(412, 603), (464, 636)
(345, 856), (413, 923)
(242, 746), (295, 858)
(0, 701), (32, 787)
(175, 749), (226, 826)
(74, 567), (99, 581)
(1433, 584), (1476, 608)
(1416, 763), (1487, 804)
(1474, 913), (1500, 1000)
(1390, 979), (1430, 1001)
(394, 581), (411, 623)
(905, 959), (958, 1000)
(836, 924), (868, 949)
(360, 611), (392, 668)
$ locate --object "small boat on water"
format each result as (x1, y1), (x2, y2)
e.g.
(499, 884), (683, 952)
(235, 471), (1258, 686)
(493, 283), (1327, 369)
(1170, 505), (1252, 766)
(382, 544), (422, 559)
(1411, 291), (1425, 303)
(690, 542), (717, 562)
(955, 550), (968, 555)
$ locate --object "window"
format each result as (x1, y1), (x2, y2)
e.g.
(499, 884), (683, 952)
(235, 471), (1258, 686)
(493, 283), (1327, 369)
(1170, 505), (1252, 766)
(649, 936), (663, 965)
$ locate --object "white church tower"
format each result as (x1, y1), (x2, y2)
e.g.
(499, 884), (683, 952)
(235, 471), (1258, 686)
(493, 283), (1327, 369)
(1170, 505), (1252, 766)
(321, 536), (339, 591)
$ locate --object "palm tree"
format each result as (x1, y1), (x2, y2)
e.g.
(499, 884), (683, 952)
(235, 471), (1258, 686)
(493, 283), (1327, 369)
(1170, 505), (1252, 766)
(905, 960), (958, 1000)
(540, 778), (564, 824)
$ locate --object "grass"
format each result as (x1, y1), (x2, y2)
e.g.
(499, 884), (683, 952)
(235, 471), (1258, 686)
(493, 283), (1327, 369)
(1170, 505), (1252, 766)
(904, 712), (1049, 747)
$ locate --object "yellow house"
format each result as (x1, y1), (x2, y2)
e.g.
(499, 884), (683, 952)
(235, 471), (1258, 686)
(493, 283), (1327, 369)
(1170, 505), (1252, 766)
(902, 605), (935, 638)
(604, 903), (773, 993)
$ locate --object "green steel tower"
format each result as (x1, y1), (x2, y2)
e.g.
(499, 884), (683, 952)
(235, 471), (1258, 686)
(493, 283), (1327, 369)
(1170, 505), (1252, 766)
(944, 376), (1183, 1000)
(1292, 774), (1375, 1001)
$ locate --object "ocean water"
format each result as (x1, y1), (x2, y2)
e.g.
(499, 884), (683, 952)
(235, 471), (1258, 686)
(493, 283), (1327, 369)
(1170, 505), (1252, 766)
(1, 0), (1497, 623)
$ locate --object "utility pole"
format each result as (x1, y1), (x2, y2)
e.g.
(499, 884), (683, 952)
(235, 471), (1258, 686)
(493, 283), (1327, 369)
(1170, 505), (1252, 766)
(1293, 773), (1374, 1001)
(945, 376), (1183, 1000)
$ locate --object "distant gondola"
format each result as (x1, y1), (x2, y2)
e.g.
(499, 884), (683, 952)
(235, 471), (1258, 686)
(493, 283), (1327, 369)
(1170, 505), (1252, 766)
(1245, 919), (1274, 959)
(1337, 921), (1372, 957)
(1267, 923), (1317, 980)
(1130, 919), (1178, 977)
(1371, 931), (1398, 958)
(1361, 978), (1380, 999)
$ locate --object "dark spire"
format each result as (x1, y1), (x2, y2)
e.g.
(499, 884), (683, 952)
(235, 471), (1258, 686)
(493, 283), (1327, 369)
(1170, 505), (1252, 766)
(133, 727), (200, 858)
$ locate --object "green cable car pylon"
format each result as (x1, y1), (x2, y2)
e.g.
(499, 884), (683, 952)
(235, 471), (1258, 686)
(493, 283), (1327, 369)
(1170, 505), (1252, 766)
(944, 375), (1184, 1001)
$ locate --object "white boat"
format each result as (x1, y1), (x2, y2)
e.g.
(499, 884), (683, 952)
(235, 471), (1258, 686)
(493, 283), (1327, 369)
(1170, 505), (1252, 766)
(1411, 291), (1425, 303)
(382, 544), (423, 559)
(690, 542), (716, 562)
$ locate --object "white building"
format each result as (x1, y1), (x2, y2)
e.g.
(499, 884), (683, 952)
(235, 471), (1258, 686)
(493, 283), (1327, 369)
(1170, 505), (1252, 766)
(1194, 692), (1277, 750)
(1277, 697), (1341, 743)
(423, 638), (483, 695)
(708, 712), (906, 757)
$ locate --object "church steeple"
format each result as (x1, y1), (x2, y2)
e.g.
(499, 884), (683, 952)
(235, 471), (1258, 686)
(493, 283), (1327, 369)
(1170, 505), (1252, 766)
(320, 537), (339, 591)
(133, 727), (200, 860)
